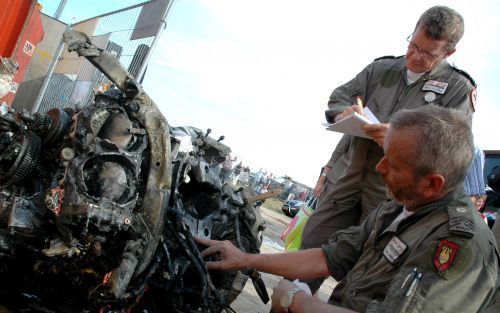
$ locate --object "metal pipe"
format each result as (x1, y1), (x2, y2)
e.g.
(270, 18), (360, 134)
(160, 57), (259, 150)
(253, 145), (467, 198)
(54, 0), (68, 20)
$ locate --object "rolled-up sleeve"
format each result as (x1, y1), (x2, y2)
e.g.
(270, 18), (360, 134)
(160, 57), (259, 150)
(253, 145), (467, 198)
(325, 62), (374, 123)
(322, 210), (376, 281)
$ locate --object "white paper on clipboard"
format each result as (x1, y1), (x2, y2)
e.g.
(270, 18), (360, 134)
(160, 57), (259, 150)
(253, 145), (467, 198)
(322, 107), (380, 138)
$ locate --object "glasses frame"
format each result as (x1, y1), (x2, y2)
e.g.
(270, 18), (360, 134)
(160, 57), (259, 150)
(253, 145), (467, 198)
(406, 34), (448, 62)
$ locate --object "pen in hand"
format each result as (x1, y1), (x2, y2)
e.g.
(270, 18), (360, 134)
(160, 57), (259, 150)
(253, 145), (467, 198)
(334, 96), (364, 123)
(356, 96), (364, 108)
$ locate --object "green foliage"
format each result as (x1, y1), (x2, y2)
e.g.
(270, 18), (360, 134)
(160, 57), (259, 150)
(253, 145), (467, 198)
(261, 197), (284, 213)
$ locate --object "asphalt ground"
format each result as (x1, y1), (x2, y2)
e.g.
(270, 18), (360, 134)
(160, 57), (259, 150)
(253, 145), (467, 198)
(230, 206), (337, 313)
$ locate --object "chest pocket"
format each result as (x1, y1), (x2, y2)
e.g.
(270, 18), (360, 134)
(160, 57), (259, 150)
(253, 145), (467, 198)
(367, 70), (400, 121)
(378, 208), (450, 268)
(369, 86), (398, 122)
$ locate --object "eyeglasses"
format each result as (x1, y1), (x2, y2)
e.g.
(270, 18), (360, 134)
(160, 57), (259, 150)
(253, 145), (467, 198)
(406, 35), (447, 62)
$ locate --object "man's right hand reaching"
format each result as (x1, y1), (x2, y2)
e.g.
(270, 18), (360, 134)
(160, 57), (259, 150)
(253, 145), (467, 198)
(196, 237), (249, 271)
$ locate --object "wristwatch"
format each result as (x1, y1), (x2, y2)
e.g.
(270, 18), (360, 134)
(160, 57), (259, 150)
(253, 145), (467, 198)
(280, 287), (303, 312)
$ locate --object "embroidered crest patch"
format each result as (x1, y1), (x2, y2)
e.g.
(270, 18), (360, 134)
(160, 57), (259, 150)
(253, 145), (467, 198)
(426, 237), (471, 280)
(433, 239), (459, 272)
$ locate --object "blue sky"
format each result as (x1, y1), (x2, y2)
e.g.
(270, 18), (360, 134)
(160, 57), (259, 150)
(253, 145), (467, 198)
(41, 0), (500, 186)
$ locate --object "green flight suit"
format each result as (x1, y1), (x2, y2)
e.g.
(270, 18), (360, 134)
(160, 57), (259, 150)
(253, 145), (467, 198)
(302, 56), (476, 251)
(322, 190), (499, 312)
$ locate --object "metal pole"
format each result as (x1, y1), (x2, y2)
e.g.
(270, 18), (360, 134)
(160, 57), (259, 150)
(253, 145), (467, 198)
(31, 24), (70, 113)
(136, 0), (176, 82)
(54, 0), (68, 20)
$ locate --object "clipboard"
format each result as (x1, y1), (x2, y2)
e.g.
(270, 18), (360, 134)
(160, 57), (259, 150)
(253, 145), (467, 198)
(323, 108), (380, 138)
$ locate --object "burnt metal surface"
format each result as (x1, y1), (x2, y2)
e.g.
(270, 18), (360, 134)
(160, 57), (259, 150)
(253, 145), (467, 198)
(0, 30), (267, 312)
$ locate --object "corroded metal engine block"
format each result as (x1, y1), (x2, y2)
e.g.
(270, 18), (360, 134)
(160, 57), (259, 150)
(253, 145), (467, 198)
(0, 31), (267, 312)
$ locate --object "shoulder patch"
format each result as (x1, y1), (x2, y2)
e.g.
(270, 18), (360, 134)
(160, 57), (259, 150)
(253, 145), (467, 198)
(451, 66), (477, 87)
(426, 238), (472, 280)
(447, 206), (475, 238)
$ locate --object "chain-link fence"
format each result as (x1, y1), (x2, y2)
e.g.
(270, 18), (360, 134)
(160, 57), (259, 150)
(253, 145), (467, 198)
(37, 0), (172, 113)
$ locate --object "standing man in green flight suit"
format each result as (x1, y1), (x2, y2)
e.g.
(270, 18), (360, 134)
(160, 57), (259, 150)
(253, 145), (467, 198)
(300, 5), (477, 293)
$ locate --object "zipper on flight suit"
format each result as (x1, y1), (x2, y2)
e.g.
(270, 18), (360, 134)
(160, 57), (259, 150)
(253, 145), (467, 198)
(359, 145), (371, 185)
(349, 279), (392, 297)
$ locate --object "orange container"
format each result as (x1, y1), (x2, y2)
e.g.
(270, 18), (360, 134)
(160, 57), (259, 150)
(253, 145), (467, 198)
(0, 0), (34, 58)
(0, 0), (44, 105)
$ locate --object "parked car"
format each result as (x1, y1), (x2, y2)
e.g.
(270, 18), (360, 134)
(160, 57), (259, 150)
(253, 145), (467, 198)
(281, 197), (317, 217)
(484, 150), (500, 222)
(281, 200), (306, 217)
(480, 150), (500, 228)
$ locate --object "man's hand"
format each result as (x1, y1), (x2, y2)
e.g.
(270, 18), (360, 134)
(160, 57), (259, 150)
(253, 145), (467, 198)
(196, 237), (249, 271)
(334, 105), (363, 122)
(313, 178), (326, 197)
(362, 123), (390, 147)
(271, 279), (305, 313)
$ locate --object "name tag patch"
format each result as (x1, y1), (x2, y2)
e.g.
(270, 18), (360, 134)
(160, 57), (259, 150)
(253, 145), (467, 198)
(383, 236), (408, 264)
(422, 80), (448, 94)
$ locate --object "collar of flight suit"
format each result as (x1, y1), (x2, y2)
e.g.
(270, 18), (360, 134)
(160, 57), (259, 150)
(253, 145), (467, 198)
(381, 188), (475, 238)
(397, 58), (450, 85)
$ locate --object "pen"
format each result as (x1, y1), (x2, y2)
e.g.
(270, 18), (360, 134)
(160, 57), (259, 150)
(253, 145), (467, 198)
(401, 267), (418, 288)
(405, 273), (422, 297)
(356, 96), (364, 108)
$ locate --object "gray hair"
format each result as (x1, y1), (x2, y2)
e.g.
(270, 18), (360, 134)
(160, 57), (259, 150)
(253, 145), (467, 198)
(390, 105), (473, 192)
(415, 5), (464, 50)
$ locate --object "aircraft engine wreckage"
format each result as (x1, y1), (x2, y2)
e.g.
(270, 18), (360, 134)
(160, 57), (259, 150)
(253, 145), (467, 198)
(0, 30), (271, 312)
